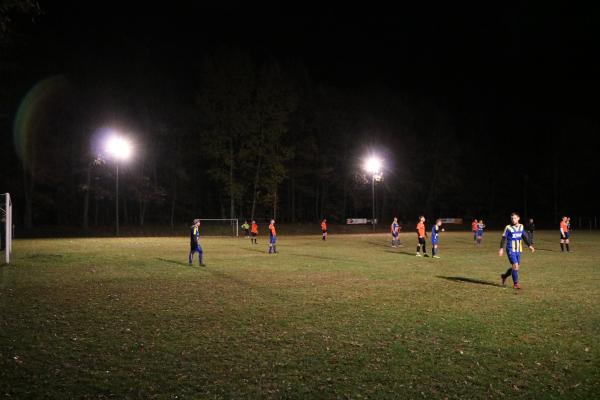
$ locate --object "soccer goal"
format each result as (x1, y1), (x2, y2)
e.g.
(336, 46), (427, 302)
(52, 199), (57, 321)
(197, 219), (239, 237)
(1, 193), (13, 264)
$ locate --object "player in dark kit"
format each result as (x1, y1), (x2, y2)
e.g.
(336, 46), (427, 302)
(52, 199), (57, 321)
(499, 213), (534, 289)
(189, 219), (205, 266)
(526, 218), (535, 245)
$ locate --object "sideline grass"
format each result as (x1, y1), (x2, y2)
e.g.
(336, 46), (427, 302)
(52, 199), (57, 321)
(1, 231), (599, 399)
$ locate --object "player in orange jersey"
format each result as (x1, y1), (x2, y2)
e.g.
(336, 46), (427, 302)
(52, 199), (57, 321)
(416, 216), (428, 257)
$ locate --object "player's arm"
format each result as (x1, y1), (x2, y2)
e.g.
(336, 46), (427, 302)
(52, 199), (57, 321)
(522, 231), (535, 252)
(498, 228), (507, 256)
(560, 226), (566, 238)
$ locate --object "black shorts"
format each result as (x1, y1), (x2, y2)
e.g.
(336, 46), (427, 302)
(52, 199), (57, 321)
(418, 237), (426, 245)
(251, 232), (257, 237)
(322, 230), (327, 234)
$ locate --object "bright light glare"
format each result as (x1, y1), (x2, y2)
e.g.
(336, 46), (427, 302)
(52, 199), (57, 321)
(364, 156), (382, 174)
(105, 135), (132, 161)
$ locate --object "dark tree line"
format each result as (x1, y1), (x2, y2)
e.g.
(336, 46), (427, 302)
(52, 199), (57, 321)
(2, 32), (599, 232)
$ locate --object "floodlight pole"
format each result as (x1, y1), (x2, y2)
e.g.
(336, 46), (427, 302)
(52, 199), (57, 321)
(115, 162), (120, 236)
(372, 175), (375, 232)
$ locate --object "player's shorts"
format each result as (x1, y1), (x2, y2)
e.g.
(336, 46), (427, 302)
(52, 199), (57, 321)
(561, 232), (570, 240)
(322, 230), (327, 234)
(269, 235), (277, 244)
(432, 238), (439, 245)
(391, 232), (398, 238)
(190, 244), (203, 253)
(418, 237), (426, 245)
(476, 230), (484, 237)
(506, 251), (521, 265)
(251, 232), (257, 237)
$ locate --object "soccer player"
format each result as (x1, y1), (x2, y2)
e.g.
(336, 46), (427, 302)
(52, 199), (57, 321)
(391, 217), (400, 248)
(268, 219), (278, 254)
(189, 219), (205, 266)
(416, 216), (428, 257)
(321, 219), (328, 241)
(241, 220), (250, 238)
(526, 218), (535, 245)
(560, 216), (570, 252)
(250, 220), (258, 244)
(476, 219), (485, 246)
(499, 212), (534, 289)
(431, 219), (443, 258)
(471, 219), (478, 242)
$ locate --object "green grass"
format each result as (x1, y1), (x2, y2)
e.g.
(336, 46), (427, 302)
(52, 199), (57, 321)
(1, 231), (599, 399)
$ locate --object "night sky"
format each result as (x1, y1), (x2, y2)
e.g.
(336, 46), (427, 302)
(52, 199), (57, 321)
(2, 2), (600, 229)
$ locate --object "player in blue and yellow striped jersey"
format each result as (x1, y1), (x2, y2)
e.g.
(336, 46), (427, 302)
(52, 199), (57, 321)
(499, 212), (534, 289)
(390, 217), (400, 247)
(431, 219), (444, 258)
(189, 219), (205, 266)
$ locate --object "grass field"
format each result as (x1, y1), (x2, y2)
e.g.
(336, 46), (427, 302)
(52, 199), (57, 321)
(1, 231), (599, 399)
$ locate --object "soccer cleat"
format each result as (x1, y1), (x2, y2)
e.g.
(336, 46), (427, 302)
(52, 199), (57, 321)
(416, 253), (422, 257)
(501, 274), (507, 286)
(513, 283), (521, 290)
(199, 263), (206, 267)
(433, 255), (440, 259)
(423, 254), (429, 257)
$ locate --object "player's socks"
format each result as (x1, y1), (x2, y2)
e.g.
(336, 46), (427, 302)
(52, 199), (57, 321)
(560, 243), (565, 252)
(566, 244), (570, 252)
(422, 243), (427, 254)
(432, 247), (436, 256)
(273, 245), (277, 253)
(268, 246), (272, 254)
(416, 245), (420, 253)
(511, 269), (519, 285)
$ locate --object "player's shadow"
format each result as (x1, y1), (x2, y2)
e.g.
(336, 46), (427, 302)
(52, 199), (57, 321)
(436, 276), (503, 287)
(156, 258), (190, 267)
(383, 250), (415, 257)
(366, 241), (400, 248)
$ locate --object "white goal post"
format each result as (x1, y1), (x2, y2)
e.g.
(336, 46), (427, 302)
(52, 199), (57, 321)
(1, 193), (13, 264)
(198, 218), (239, 237)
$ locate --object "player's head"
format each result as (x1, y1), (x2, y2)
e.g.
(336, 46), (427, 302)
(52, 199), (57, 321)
(479, 219), (483, 223)
(510, 212), (520, 224)
(436, 219), (442, 226)
(529, 218), (533, 223)
(419, 215), (425, 222)
(271, 219), (275, 224)
(252, 220), (255, 224)
(193, 218), (200, 227)
(562, 216), (567, 222)
(323, 219), (326, 223)
(393, 217), (398, 222)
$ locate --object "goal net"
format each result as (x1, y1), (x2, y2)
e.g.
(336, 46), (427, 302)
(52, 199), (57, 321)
(196, 219), (239, 237)
(1, 193), (13, 264)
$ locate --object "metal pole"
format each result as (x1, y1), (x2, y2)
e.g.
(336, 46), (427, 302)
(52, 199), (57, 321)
(372, 175), (375, 232)
(116, 162), (120, 236)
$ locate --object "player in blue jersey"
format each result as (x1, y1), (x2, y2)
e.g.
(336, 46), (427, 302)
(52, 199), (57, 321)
(475, 219), (485, 246)
(189, 219), (205, 266)
(431, 219), (444, 258)
(390, 217), (401, 247)
(499, 212), (534, 289)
